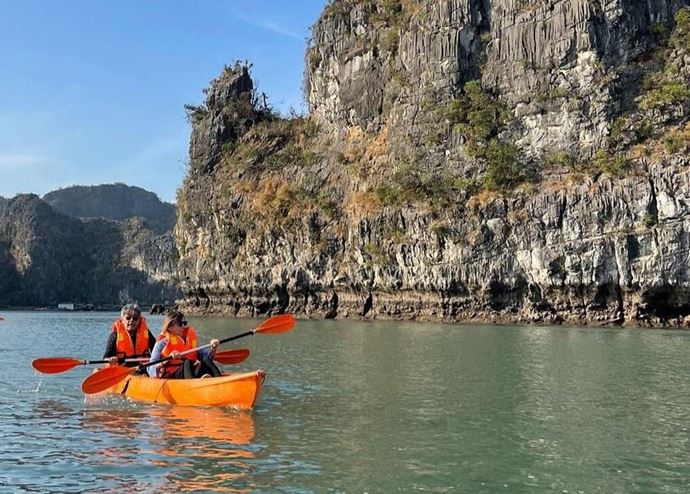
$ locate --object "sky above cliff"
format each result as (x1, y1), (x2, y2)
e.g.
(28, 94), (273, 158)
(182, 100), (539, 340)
(0, 0), (326, 203)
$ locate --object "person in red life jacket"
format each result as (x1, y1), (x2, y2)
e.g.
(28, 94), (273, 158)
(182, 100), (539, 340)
(148, 310), (221, 379)
(103, 303), (156, 370)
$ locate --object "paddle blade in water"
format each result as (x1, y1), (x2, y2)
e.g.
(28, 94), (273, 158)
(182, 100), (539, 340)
(81, 365), (134, 394)
(214, 348), (250, 365)
(255, 314), (296, 334)
(32, 357), (84, 374)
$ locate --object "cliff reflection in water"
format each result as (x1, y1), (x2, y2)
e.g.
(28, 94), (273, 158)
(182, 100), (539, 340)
(82, 405), (256, 493)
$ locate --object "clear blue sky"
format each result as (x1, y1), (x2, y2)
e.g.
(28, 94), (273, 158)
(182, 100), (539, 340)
(0, 0), (326, 203)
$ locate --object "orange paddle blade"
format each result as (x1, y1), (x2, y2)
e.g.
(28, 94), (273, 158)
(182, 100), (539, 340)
(255, 314), (296, 334)
(81, 365), (135, 394)
(214, 348), (250, 365)
(32, 357), (84, 374)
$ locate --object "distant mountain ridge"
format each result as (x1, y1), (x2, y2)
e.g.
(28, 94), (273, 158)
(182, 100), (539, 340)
(0, 186), (180, 308)
(43, 183), (176, 234)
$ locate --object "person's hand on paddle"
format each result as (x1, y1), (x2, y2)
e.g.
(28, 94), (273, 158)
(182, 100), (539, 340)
(170, 350), (181, 360)
(108, 356), (119, 365)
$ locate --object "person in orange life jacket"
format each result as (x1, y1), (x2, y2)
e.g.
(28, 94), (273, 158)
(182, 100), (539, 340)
(148, 310), (221, 379)
(103, 303), (156, 370)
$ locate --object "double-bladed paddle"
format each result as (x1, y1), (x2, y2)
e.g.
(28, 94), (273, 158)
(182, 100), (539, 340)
(81, 313), (296, 394)
(32, 348), (252, 375)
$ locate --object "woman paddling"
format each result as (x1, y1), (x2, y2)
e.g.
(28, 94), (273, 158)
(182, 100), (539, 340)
(149, 310), (221, 379)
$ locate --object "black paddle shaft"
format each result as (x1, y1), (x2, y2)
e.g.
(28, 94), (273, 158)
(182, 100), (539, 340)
(136, 329), (255, 371)
(84, 359), (109, 365)
(85, 355), (148, 365)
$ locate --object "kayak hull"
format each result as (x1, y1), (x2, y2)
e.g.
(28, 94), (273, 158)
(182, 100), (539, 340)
(100, 369), (266, 409)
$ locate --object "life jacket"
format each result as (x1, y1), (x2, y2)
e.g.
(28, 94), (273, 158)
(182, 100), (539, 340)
(111, 317), (151, 359)
(159, 327), (198, 377)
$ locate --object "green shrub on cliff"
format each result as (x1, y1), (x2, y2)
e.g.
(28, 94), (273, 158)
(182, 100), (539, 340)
(220, 115), (320, 175)
(184, 104), (207, 124)
(483, 140), (525, 190)
(363, 242), (386, 265)
(322, 0), (351, 20)
(446, 81), (510, 143)
(661, 124), (690, 154)
(670, 7), (690, 51)
(639, 82), (690, 111)
(308, 49), (322, 69)
(591, 150), (630, 177)
(372, 162), (481, 208)
(445, 81), (528, 191)
(380, 28), (400, 53)
(374, 162), (448, 206)
(546, 151), (580, 170)
(373, 163), (442, 207)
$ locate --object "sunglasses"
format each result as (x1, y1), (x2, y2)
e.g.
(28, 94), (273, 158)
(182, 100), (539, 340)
(180, 320), (188, 326)
(124, 315), (140, 321)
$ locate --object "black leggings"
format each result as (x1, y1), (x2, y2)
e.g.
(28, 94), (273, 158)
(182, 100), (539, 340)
(168, 357), (221, 379)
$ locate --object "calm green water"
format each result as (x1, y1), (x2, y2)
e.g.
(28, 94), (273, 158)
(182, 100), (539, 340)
(1, 311), (689, 493)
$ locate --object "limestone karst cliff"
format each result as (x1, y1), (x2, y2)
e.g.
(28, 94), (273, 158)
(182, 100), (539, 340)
(175, 1), (690, 326)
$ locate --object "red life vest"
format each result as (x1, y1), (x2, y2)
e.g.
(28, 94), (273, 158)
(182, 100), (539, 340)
(160, 327), (198, 377)
(112, 317), (151, 358)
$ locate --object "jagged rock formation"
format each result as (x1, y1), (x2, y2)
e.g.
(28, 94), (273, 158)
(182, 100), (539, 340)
(175, 1), (690, 327)
(44, 183), (176, 234)
(0, 194), (180, 307)
(308, 0), (685, 158)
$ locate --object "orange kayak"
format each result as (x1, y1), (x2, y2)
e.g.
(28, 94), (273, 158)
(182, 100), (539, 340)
(98, 369), (266, 409)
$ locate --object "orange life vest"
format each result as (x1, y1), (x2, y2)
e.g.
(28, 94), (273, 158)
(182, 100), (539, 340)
(160, 327), (198, 377)
(112, 317), (151, 358)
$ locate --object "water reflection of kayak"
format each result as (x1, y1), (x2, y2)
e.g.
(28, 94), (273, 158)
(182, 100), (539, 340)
(95, 370), (266, 409)
(81, 405), (256, 445)
(150, 406), (256, 445)
(81, 405), (257, 493)
(152, 407), (257, 493)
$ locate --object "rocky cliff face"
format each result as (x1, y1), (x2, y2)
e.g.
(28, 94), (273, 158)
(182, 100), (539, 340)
(175, 1), (690, 326)
(0, 194), (180, 307)
(308, 0), (686, 158)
